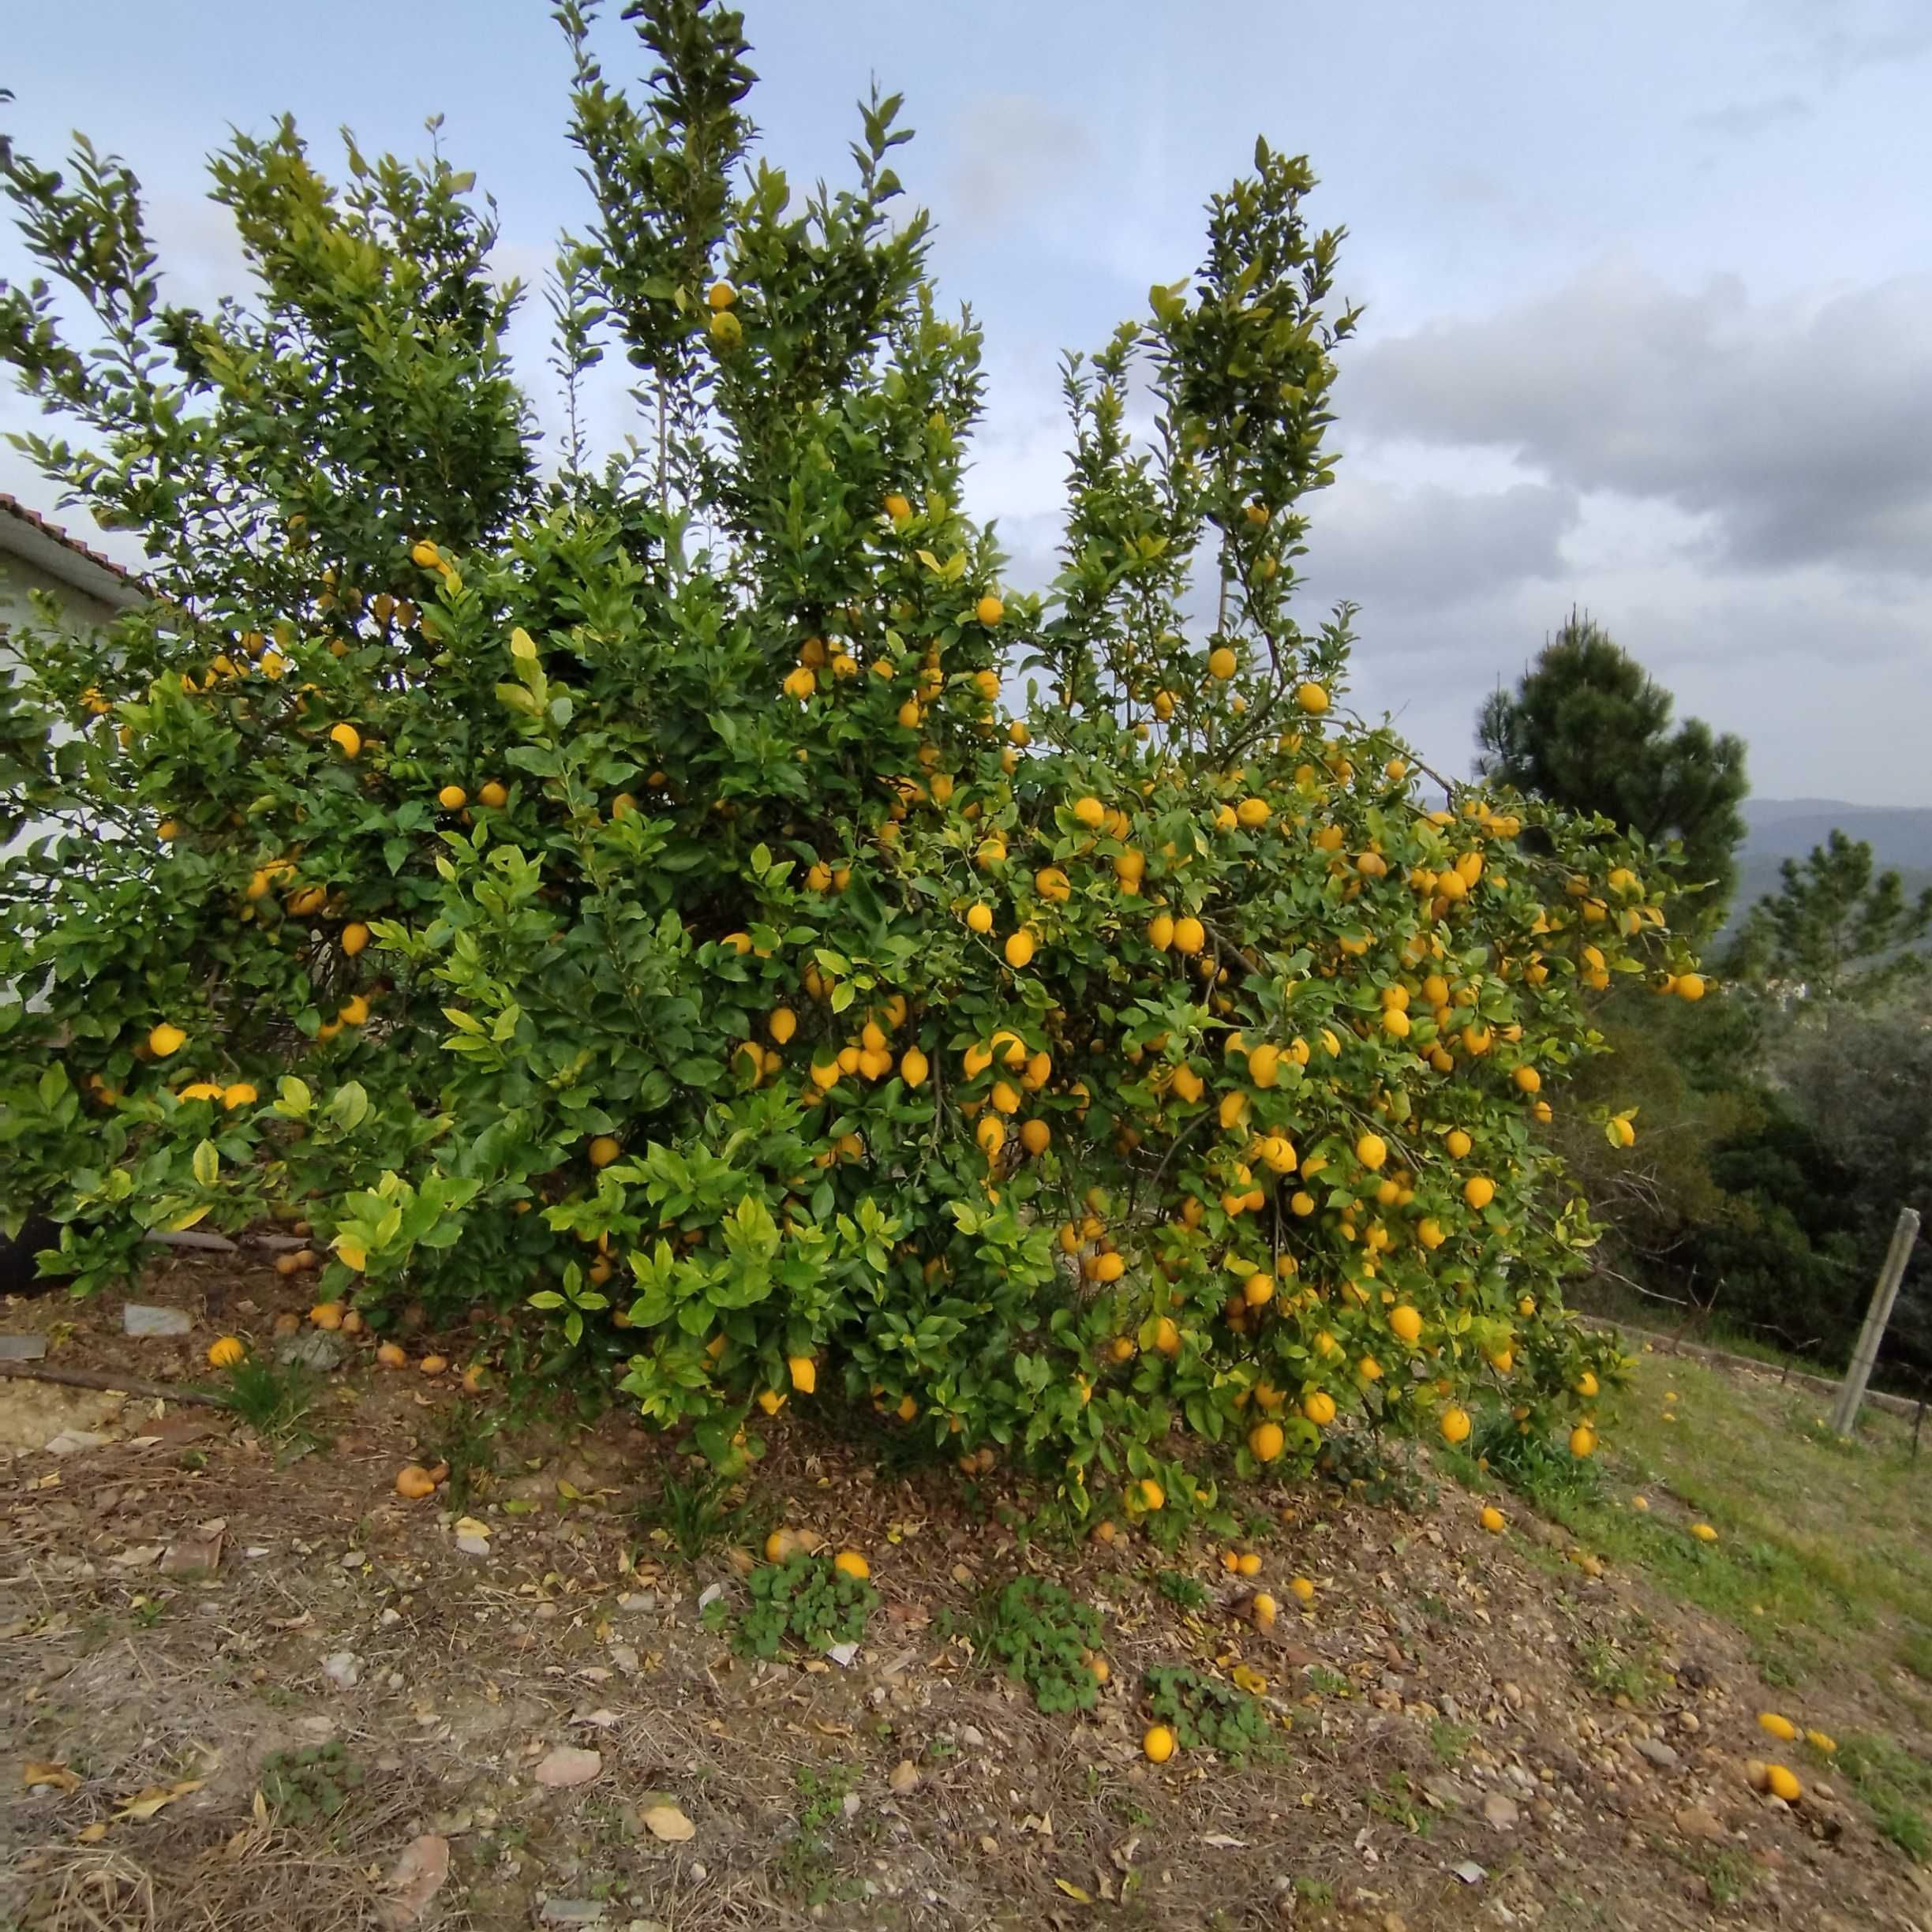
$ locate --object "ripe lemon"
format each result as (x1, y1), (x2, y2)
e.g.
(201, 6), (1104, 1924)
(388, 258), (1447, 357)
(1208, 646), (1237, 680)
(1301, 1390), (1336, 1427)
(1765, 1764), (1801, 1802)
(147, 1022), (187, 1058)
(341, 923), (370, 957)
(1513, 1064), (1541, 1093)
(1248, 1043), (1281, 1088)
(1568, 1424), (1597, 1458)
(206, 1335), (245, 1368)
(1072, 795), (1106, 829)
(1674, 972), (1706, 1002)
(1575, 1370), (1599, 1398)
(900, 1046), (929, 1087)
(588, 1134), (621, 1168)
(1147, 912), (1175, 950)
(1289, 1575), (1315, 1604)
(1248, 1420), (1285, 1461)
(1355, 1132), (1387, 1170)
(1440, 1406), (1472, 1445)
(1020, 1119), (1050, 1155)
(1758, 1712), (1796, 1741)
(437, 783), (467, 811)
(1172, 915), (1205, 954)
(1388, 1305), (1422, 1345)
(1003, 928), (1036, 968)
(975, 593), (1004, 626)
(1143, 1724), (1177, 1763)
(1445, 1129), (1472, 1159)
(1690, 1522), (1718, 1542)
(833, 1550), (871, 1581)
(329, 723), (361, 758)
(478, 780), (508, 808)
(1294, 681), (1329, 715)
(1480, 1505), (1506, 1533)
(1464, 1175), (1496, 1210)
(965, 902), (994, 934)
(1136, 1477), (1166, 1511)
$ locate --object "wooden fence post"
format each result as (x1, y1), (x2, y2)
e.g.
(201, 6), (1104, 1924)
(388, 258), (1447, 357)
(1828, 1207), (1923, 1439)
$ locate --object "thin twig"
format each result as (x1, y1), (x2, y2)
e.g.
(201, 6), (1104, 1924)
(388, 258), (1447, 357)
(0, 1360), (230, 1408)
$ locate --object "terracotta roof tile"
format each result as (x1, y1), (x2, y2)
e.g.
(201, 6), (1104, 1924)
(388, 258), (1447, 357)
(0, 491), (144, 590)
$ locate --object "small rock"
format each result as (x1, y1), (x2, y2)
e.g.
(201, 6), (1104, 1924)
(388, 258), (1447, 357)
(608, 1643), (640, 1673)
(618, 1591), (657, 1612)
(123, 1304), (192, 1337)
(1678, 1710), (1701, 1733)
(1675, 1804), (1728, 1842)
(1423, 1774), (1466, 1810)
(537, 1904), (609, 1926)
(842, 1792), (863, 1819)
(888, 1759), (920, 1795)
(534, 1747), (602, 1789)
(322, 1651), (361, 1690)
(0, 1333), (49, 1361)
(826, 1641), (860, 1668)
(44, 1428), (114, 1455)
(340, 1551), (365, 1569)
(1452, 1861), (1486, 1885)
(1633, 1737), (1680, 1771)
(960, 1725), (986, 1749)
(1481, 1792), (1521, 1831)
(381, 1608), (402, 1627)
(276, 1331), (343, 1372)
(378, 1833), (451, 1929)
(640, 1801), (695, 1842)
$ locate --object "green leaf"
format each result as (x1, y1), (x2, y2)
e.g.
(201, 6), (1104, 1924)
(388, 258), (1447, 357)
(191, 1140), (219, 1187)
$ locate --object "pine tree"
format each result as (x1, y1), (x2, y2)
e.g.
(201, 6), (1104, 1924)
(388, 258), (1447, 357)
(1477, 612), (1748, 927)
(1730, 829), (1932, 1005)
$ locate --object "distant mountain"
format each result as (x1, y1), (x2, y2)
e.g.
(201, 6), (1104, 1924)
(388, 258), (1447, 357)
(1728, 799), (1932, 927)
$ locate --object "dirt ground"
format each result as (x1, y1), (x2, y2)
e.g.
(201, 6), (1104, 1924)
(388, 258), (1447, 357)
(4, 1252), (1931, 1932)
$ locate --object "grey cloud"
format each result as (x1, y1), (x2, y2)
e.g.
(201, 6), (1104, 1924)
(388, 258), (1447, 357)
(1341, 268), (1932, 576)
(1690, 93), (1812, 138)
(1302, 478), (1580, 616)
(943, 95), (1095, 235)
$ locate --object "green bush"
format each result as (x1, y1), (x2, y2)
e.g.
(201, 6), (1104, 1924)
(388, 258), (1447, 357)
(0, 1), (1687, 1515)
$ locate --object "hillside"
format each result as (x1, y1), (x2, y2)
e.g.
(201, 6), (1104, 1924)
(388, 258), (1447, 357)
(1727, 797), (1932, 931)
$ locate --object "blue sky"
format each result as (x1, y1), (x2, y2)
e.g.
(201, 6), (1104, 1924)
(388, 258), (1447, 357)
(5, 0), (1930, 801)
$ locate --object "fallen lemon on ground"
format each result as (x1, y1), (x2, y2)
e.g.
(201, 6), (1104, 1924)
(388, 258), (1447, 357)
(1142, 1724), (1176, 1763)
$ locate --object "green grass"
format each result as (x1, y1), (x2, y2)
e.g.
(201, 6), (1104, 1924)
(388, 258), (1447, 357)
(1837, 1733), (1932, 1862)
(1471, 1351), (1932, 1679)
(212, 1355), (321, 1450)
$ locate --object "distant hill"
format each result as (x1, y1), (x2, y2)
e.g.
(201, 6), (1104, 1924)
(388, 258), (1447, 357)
(1728, 799), (1932, 929)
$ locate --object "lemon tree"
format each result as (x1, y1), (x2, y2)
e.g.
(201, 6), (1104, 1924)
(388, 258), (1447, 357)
(0, 1), (1690, 1509)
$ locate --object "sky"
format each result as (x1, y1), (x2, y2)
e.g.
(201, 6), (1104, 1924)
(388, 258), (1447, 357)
(3, 0), (1929, 803)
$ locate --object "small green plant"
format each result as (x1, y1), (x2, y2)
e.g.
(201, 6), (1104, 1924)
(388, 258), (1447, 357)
(1365, 1769), (1432, 1837)
(1142, 1664), (1272, 1766)
(1306, 1664), (1350, 1698)
(1475, 1410), (1601, 1508)
(1574, 1634), (1653, 1705)
(777, 1763), (863, 1904)
(256, 1743), (365, 1829)
(641, 1464), (751, 1567)
(430, 1400), (504, 1511)
(1837, 1732), (1932, 1862)
(736, 1553), (878, 1660)
(1899, 1627), (1932, 1685)
(1154, 1569), (1211, 1612)
(214, 1356), (319, 1449)
(1292, 1877), (1337, 1908)
(979, 1576), (1105, 1714)
(1427, 1717), (1473, 1765)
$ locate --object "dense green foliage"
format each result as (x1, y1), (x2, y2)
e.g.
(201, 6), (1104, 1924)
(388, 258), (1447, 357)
(0, 0), (1687, 1512)
(1477, 613), (1748, 929)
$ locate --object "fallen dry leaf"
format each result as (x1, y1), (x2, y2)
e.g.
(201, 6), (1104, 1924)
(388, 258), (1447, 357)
(1054, 1878), (1095, 1904)
(21, 1762), (82, 1793)
(888, 1758), (920, 1795)
(640, 1801), (695, 1842)
(378, 1833), (451, 1928)
(533, 1746), (601, 1788)
(114, 1778), (205, 1822)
